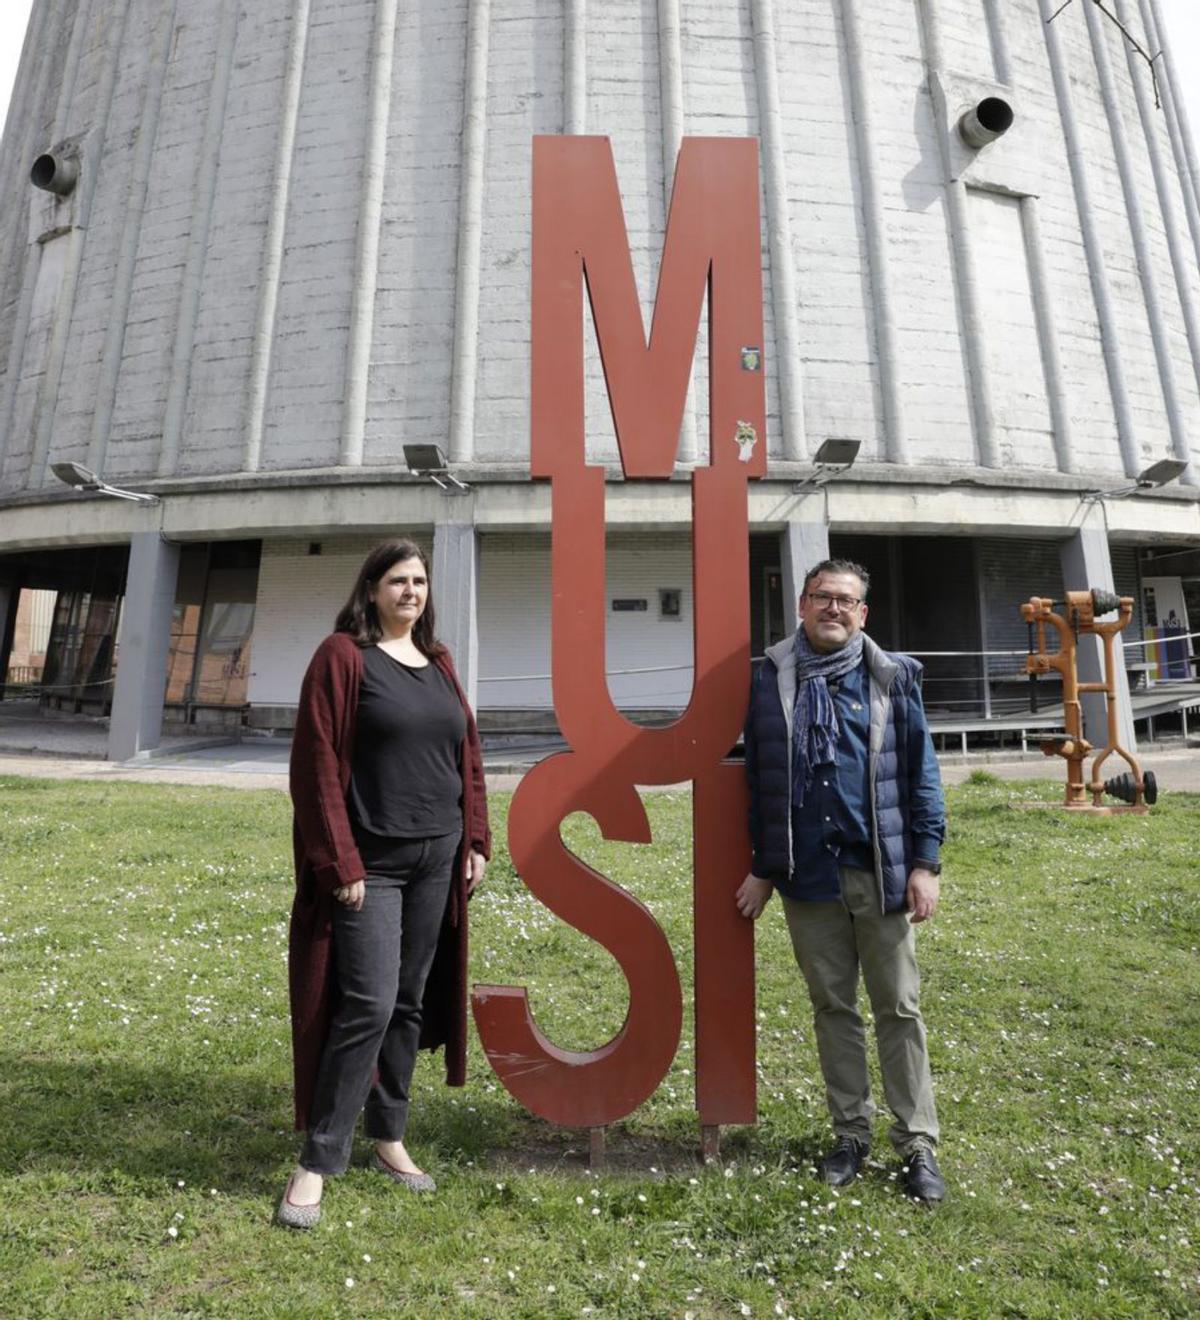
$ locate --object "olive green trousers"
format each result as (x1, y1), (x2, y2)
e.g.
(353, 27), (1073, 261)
(782, 866), (939, 1154)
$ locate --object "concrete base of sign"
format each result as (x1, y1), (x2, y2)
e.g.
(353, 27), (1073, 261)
(701, 1124), (721, 1164)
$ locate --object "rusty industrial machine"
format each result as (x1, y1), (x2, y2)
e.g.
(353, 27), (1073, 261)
(1021, 589), (1156, 812)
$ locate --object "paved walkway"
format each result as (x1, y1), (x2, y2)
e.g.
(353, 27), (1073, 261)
(2, 703), (1197, 793)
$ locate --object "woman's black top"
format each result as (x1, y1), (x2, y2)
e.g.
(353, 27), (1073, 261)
(347, 646), (467, 838)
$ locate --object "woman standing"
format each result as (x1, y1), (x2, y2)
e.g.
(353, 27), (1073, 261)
(278, 539), (490, 1228)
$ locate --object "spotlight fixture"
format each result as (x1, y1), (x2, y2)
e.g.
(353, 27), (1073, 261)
(51, 460), (159, 504)
(1134, 457), (1189, 489)
(1080, 457), (1188, 503)
(402, 443), (470, 493)
(791, 438), (861, 494)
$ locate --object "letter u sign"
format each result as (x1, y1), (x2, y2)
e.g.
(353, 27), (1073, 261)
(472, 137), (764, 1134)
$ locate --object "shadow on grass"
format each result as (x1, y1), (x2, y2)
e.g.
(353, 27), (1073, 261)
(0, 1054), (293, 1193)
(0, 1049), (827, 1192)
(454, 1104), (826, 1178)
(0, 1054), (523, 1193)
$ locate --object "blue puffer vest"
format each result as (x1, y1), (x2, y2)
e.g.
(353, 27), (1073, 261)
(745, 632), (944, 913)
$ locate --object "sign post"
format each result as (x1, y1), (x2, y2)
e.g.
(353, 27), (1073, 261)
(472, 136), (766, 1155)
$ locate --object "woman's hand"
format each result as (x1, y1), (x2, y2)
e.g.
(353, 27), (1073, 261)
(334, 879), (365, 911)
(466, 851), (487, 896)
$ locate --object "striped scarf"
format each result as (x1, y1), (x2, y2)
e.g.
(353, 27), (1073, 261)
(791, 628), (865, 808)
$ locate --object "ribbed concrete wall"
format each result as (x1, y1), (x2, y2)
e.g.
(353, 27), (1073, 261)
(0, 0), (1197, 497)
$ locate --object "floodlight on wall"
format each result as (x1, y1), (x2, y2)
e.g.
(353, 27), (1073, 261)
(958, 97), (1014, 149)
(402, 443), (470, 493)
(51, 460), (159, 504)
(1080, 457), (1189, 504)
(790, 438), (861, 494)
(1134, 458), (1189, 488)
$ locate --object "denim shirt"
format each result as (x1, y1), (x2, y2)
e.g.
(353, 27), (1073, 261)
(776, 653), (943, 905)
(788, 659), (873, 898)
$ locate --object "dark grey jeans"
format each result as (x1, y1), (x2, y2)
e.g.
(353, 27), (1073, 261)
(300, 830), (459, 1176)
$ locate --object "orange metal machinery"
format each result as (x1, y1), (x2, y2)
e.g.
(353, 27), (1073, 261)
(1021, 589), (1157, 812)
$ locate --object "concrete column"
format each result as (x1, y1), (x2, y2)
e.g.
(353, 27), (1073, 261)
(0, 581), (18, 696)
(108, 533), (180, 761)
(1059, 524), (1137, 753)
(432, 522), (480, 710)
(779, 515), (830, 633)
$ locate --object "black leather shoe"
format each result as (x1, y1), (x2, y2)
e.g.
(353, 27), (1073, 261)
(900, 1147), (946, 1203)
(818, 1136), (868, 1187)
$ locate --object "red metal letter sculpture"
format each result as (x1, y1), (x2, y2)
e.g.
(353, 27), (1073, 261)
(472, 137), (765, 1132)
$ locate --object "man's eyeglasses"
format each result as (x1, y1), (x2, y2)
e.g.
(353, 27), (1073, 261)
(806, 591), (863, 612)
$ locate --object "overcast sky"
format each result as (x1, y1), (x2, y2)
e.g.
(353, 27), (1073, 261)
(0, 0), (1197, 197)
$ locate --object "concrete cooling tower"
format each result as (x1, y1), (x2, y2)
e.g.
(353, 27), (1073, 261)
(0, 0), (1197, 757)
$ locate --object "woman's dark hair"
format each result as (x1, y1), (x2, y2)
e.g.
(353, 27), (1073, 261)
(335, 538), (446, 656)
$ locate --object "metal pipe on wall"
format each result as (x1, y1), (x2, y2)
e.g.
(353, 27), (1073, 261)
(243, 0), (313, 473)
(0, 0), (56, 326)
(1141, 0), (1200, 277)
(840, 0), (906, 465)
(915, 0), (999, 469)
(1020, 196), (1076, 474)
(29, 0), (136, 489)
(1084, 0), (1193, 482)
(447, 0), (491, 464)
(563, 0), (586, 134)
(1039, 0), (1141, 479)
(0, 0), (74, 477)
(87, 0), (180, 475)
(339, 0), (399, 468)
(751, 0), (809, 462)
(1147, 0), (1200, 223)
(158, 0), (242, 477)
(1123, 0), (1200, 403)
(657, 0), (698, 466)
(981, 0), (1014, 84)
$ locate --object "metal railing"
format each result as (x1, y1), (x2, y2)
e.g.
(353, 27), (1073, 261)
(474, 629), (1200, 721)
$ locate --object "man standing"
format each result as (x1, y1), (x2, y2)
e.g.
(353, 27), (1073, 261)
(737, 559), (947, 1202)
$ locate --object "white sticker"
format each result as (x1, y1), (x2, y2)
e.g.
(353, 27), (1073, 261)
(735, 420), (758, 462)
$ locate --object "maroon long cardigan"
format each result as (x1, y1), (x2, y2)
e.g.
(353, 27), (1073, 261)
(286, 632), (491, 1130)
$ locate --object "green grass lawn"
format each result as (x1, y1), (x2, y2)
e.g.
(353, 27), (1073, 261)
(0, 772), (1197, 1317)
